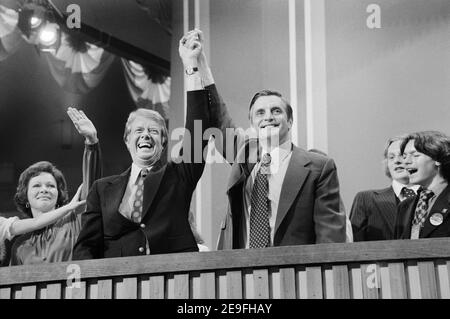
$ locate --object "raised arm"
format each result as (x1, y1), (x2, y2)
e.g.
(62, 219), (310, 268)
(67, 107), (102, 199)
(175, 32), (211, 185)
(9, 185), (85, 238)
(183, 30), (240, 164)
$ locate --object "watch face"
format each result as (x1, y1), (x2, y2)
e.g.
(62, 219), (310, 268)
(185, 67), (198, 75)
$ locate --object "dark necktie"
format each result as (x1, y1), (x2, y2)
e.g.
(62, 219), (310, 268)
(131, 168), (149, 223)
(412, 189), (434, 227)
(400, 187), (416, 200)
(249, 153), (271, 248)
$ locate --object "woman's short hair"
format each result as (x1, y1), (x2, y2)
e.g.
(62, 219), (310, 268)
(382, 134), (408, 178)
(14, 161), (69, 217)
(400, 131), (450, 182)
(123, 108), (168, 148)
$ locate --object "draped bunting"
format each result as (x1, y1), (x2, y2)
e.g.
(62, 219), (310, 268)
(1, 3), (171, 111)
(121, 58), (171, 119)
(0, 4), (24, 61)
(44, 32), (115, 94)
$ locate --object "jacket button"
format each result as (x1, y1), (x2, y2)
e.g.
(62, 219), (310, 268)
(42, 257), (47, 261)
(138, 247), (144, 253)
(140, 223), (145, 228)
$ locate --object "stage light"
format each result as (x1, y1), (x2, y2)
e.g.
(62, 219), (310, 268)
(38, 22), (61, 52)
(17, 3), (48, 37)
(30, 16), (43, 29)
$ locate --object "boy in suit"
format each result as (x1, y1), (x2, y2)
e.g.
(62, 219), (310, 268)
(395, 131), (450, 239)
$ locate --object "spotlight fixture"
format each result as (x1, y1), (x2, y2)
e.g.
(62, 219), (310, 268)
(38, 22), (61, 52)
(17, 3), (48, 38)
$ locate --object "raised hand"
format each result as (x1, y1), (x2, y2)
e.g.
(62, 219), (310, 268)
(67, 107), (98, 144)
(179, 30), (202, 67)
(67, 184), (87, 211)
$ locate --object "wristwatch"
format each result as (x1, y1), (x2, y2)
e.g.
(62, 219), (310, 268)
(185, 66), (198, 75)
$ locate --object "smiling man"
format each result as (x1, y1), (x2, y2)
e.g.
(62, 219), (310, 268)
(72, 36), (212, 259)
(394, 131), (450, 240)
(182, 29), (345, 249)
(350, 135), (419, 241)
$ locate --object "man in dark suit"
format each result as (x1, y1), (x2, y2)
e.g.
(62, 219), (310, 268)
(350, 135), (419, 241)
(72, 37), (211, 259)
(182, 30), (346, 249)
(395, 131), (450, 239)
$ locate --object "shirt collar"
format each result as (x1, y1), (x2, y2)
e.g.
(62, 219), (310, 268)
(131, 162), (152, 185)
(391, 179), (420, 198)
(428, 180), (448, 199)
(261, 139), (292, 167)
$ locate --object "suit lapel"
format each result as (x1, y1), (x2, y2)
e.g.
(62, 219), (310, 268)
(274, 146), (311, 234)
(142, 162), (167, 219)
(420, 185), (450, 238)
(372, 187), (398, 234)
(400, 196), (420, 239)
(104, 168), (130, 216)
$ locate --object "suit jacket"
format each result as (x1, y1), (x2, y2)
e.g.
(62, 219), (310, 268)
(395, 185), (450, 239)
(72, 89), (211, 259)
(205, 85), (346, 249)
(350, 187), (399, 241)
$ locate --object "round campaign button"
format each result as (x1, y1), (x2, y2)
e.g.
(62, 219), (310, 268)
(429, 213), (443, 226)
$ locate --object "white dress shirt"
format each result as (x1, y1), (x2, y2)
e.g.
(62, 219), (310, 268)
(241, 140), (293, 248)
(391, 180), (420, 202)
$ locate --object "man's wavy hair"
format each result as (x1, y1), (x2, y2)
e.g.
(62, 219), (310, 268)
(400, 131), (450, 182)
(14, 161), (68, 217)
(248, 89), (293, 123)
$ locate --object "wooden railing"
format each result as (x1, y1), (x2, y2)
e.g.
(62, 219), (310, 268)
(0, 238), (449, 299)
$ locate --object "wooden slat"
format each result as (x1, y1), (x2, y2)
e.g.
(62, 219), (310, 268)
(333, 265), (350, 299)
(323, 267), (334, 298)
(65, 281), (86, 299)
(200, 272), (216, 299)
(253, 269), (269, 299)
(361, 264), (379, 299)
(270, 268), (280, 299)
(379, 263), (391, 299)
(0, 287), (11, 299)
(436, 260), (450, 298)
(349, 265), (363, 299)
(217, 271), (227, 299)
(306, 266), (323, 299)
(20, 285), (37, 299)
(97, 279), (112, 299)
(87, 280), (98, 299)
(149, 275), (165, 299)
(46, 283), (62, 299)
(116, 277), (137, 299)
(2, 238), (450, 286)
(388, 262), (407, 299)
(280, 268), (296, 299)
(226, 270), (242, 299)
(406, 261), (421, 299)
(243, 269), (254, 299)
(13, 286), (21, 299)
(166, 275), (174, 299)
(418, 261), (438, 299)
(173, 274), (189, 299)
(297, 267), (307, 299)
